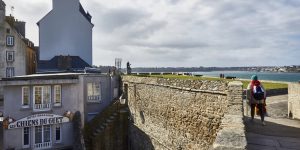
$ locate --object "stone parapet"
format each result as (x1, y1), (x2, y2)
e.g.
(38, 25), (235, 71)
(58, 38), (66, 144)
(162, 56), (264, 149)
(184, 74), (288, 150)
(213, 81), (247, 150)
(122, 76), (228, 94)
(288, 83), (300, 119)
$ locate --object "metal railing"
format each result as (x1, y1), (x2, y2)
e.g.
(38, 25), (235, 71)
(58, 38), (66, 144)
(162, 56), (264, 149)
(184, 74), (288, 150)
(34, 141), (52, 149)
(87, 95), (101, 102)
(33, 103), (51, 111)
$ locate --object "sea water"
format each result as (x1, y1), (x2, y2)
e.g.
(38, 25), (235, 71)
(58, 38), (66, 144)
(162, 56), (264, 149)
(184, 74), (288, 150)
(194, 71), (300, 82)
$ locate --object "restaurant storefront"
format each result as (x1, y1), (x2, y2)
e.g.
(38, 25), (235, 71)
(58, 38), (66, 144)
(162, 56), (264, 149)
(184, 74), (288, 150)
(3, 113), (71, 149)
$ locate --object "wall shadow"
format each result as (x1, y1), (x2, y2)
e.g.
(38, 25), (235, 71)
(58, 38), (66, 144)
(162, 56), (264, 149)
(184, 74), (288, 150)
(244, 116), (300, 138)
(128, 124), (155, 150)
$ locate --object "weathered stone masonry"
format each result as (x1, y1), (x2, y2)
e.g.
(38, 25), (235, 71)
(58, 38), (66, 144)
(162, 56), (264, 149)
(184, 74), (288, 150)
(122, 76), (246, 150)
(213, 81), (247, 150)
(288, 83), (300, 119)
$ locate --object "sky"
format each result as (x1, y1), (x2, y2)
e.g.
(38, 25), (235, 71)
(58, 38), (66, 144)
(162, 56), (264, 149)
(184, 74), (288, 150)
(3, 0), (300, 67)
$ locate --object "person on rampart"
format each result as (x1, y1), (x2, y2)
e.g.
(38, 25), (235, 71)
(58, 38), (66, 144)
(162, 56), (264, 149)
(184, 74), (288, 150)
(247, 75), (267, 126)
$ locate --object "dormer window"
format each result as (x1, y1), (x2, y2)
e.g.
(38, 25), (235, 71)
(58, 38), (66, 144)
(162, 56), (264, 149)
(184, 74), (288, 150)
(6, 36), (14, 46)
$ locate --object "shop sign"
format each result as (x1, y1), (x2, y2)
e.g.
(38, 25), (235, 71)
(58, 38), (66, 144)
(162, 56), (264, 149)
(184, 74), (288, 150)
(7, 114), (69, 129)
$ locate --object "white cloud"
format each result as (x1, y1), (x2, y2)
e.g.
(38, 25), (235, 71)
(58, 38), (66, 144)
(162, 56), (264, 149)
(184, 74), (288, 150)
(3, 0), (300, 67)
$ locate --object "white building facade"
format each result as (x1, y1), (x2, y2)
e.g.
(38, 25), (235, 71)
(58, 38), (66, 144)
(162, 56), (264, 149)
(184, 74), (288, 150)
(1, 73), (120, 149)
(0, 0), (37, 102)
(38, 0), (93, 65)
(0, 1), (26, 79)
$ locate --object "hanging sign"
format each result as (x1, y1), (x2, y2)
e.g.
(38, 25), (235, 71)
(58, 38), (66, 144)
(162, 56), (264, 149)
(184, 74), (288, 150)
(7, 114), (70, 129)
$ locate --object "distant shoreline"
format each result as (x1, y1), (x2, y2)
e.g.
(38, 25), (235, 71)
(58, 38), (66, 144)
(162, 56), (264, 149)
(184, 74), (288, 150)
(130, 71), (300, 83)
(129, 66), (300, 73)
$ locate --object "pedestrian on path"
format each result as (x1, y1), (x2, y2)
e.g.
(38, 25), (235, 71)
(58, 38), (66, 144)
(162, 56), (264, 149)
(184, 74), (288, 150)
(247, 75), (267, 126)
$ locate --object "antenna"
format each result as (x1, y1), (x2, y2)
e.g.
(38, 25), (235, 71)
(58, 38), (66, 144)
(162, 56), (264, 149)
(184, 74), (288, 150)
(115, 58), (122, 70)
(10, 6), (14, 16)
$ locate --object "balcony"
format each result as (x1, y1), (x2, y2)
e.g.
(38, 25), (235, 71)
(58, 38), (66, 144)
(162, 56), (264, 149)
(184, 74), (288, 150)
(87, 95), (101, 103)
(33, 103), (51, 111)
(34, 142), (52, 149)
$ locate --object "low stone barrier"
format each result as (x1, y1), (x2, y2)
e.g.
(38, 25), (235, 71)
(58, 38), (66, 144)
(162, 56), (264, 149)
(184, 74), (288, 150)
(288, 83), (300, 119)
(213, 81), (247, 150)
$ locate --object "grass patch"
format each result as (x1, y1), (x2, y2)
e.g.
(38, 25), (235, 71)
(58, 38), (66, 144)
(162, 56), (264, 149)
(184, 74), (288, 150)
(241, 81), (288, 90)
(135, 74), (224, 81)
(128, 74), (288, 90)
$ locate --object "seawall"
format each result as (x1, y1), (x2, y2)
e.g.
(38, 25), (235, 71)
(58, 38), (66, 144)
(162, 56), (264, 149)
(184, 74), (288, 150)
(122, 76), (246, 150)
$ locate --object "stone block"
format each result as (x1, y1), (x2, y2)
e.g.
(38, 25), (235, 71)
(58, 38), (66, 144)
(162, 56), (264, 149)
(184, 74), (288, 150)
(213, 128), (247, 150)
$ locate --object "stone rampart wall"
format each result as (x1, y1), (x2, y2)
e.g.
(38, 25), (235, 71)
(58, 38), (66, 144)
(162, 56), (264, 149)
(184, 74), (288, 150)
(288, 83), (300, 119)
(122, 76), (246, 150)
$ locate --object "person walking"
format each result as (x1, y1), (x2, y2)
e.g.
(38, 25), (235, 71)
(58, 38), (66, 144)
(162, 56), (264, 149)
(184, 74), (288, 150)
(247, 75), (267, 126)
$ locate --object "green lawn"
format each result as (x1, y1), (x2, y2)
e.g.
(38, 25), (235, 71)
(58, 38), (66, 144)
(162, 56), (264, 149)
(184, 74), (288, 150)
(240, 81), (288, 90)
(129, 74), (288, 90)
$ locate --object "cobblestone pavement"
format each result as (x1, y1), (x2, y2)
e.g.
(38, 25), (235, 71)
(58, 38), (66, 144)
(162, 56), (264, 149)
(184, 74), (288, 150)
(245, 95), (300, 150)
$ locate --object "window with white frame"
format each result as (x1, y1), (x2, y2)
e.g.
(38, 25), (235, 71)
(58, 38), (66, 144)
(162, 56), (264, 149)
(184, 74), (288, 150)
(43, 86), (51, 104)
(6, 51), (14, 62)
(55, 125), (62, 143)
(33, 86), (51, 111)
(6, 36), (14, 46)
(23, 127), (30, 148)
(54, 85), (61, 106)
(22, 86), (30, 108)
(34, 125), (51, 149)
(6, 67), (14, 78)
(87, 82), (101, 102)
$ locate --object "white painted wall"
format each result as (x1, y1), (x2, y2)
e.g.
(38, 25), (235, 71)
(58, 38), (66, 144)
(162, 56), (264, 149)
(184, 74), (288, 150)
(2, 74), (120, 149)
(39, 0), (93, 65)
(0, 22), (27, 78)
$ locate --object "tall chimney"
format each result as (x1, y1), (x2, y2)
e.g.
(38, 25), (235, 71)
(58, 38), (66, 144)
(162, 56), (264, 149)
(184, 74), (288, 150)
(14, 21), (26, 37)
(0, 0), (6, 22)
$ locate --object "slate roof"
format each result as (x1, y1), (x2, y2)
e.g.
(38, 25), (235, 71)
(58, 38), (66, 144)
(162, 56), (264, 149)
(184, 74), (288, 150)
(37, 3), (93, 26)
(0, 73), (107, 81)
(79, 3), (92, 23)
(37, 56), (91, 72)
